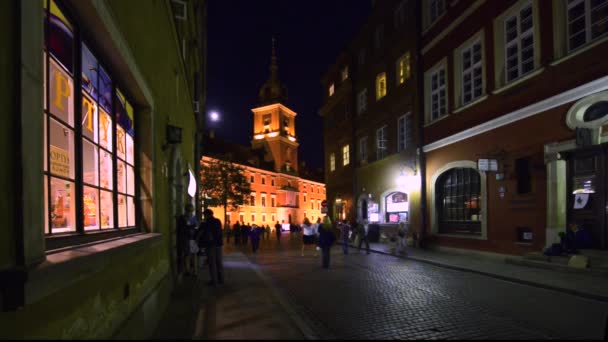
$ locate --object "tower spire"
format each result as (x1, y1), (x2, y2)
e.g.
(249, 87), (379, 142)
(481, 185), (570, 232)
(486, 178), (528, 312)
(258, 36), (288, 105)
(270, 36), (278, 81)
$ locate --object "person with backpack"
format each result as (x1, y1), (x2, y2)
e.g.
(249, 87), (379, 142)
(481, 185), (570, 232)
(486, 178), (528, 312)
(318, 216), (336, 269)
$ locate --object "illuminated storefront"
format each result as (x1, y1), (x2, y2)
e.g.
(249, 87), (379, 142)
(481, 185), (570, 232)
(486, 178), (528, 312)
(43, 0), (136, 236)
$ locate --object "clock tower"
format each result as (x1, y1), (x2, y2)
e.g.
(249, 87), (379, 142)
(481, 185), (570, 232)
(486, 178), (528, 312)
(251, 39), (299, 173)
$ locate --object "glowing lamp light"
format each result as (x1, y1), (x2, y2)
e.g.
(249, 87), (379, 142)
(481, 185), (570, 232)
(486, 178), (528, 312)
(397, 172), (421, 192)
(209, 111), (220, 122)
(267, 132), (279, 138)
(188, 169), (196, 197)
(254, 134), (265, 140)
(288, 136), (296, 142)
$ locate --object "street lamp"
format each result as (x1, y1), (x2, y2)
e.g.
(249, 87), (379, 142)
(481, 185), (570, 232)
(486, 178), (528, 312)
(209, 111), (220, 122)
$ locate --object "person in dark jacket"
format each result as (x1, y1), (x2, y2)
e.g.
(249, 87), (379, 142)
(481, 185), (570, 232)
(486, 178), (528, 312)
(275, 221), (282, 241)
(241, 223), (249, 245)
(233, 221), (241, 246)
(176, 203), (197, 275)
(338, 220), (351, 255)
(250, 224), (262, 253)
(318, 216), (336, 269)
(199, 209), (224, 287)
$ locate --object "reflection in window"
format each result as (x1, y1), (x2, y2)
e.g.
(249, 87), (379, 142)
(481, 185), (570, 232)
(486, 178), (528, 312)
(83, 186), (99, 230)
(436, 168), (481, 234)
(100, 190), (114, 229)
(117, 160), (126, 193)
(127, 196), (136, 227)
(118, 194), (127, 228)
(50, 177), (75, 233)
(100, 150), (113, 190)
(82, 139), (98, 186)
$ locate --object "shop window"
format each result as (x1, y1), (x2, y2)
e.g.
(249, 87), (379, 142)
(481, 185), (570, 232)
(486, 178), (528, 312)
(516, 158), (532, 194)
(376, 73), (387, 100)
(385, 192), (409, 223)
(396, 53), (411, 85)
(43, 0), (138, 238)
(436, 168), (481, 234)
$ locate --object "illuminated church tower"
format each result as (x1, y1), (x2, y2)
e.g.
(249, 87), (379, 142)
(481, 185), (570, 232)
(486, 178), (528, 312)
(251, 39), (299, 173)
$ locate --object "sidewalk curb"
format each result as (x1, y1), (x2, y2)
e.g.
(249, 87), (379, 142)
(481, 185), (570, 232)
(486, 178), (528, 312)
(344, 243), (608, 303)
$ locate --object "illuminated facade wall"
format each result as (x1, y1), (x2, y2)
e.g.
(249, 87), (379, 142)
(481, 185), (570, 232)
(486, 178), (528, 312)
(202, 156), (326, 227)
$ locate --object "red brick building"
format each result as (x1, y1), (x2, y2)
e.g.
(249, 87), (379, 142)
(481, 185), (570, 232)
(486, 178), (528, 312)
(421, 0), (608, 255)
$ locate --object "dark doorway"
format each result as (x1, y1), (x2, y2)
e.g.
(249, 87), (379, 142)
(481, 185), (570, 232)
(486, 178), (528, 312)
(361, 200), (368, 220)
(566, 144), (608, 249)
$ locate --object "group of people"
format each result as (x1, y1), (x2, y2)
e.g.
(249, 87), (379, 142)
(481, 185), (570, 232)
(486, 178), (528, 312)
(177, 204), (225, 287)
(337, 219), (408, 256)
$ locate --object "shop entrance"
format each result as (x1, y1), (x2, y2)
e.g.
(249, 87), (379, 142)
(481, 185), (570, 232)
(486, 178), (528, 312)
(565, 144), (608, 249)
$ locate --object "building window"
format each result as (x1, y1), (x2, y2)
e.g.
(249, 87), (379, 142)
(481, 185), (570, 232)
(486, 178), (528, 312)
(304, 193), (307, 202)
(251, 213), (256, 223)
(263, 113), (271, 127)
(262, 213), (266, 222)
(271, 178), (275, 186)
(436, 168), (482, 235)
(397, 52), (411, 85)
(317, 201), (320, 210)
(567, 0), (608, 51)
(44, 0), (137, 235)
(376, 73), (387, 100)
(376, 126), (388, 160)
(427, 61), (447, 122)
(385, 192), (409, 223)
(395, 0), (406, 28)
(330, 153), (336, 172)
(341, 66), (349, 81)
(250, 175), (255, 183)
(398, 114), (412, 152)
(430, 0), (446, 25)
(461, 40), (483, 105)
(359, 136), (368, 163)
(271, 195), (276, 207)
(261, 194), (267, 207)
(239, 212), (244, 223)
(329, 83), (335, 97)
(357, 89), (368, 115)
(358, 49), (366, 66)
(504, 2), (535, 83)
(250, 193), (256, 206)
(516, 158), (532, 194)
(311, 202), (314, 210)
(342, 144), (350, 166)
(375, 26), (384, 49)
(271, 214), (276, 222)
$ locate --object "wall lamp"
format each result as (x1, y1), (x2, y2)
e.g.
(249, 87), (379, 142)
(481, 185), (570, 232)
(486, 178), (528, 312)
(162, 124), (182, 151)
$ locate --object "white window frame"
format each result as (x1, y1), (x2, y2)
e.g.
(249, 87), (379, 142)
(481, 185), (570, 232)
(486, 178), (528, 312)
(357, 89), (368, 115)
(504, 1), (535, 83)
(330, 153), (336, 172)
(250, 192), (256, 206)
(427, 60), (448, 123)
(567, 0), (608, 52)
(376, 125), (388, 160)
(359, 136), (368, 163)
(429, 0), (446, 25)
(342, 144), (350, 166)
(397, 114), (410, 152)
(460, 39), (484, 106)
(271, 194), (276, 208)
(261, 193), (267, 207)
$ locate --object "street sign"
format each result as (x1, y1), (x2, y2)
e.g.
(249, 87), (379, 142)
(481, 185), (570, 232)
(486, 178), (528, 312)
(321, 200), (328, 208)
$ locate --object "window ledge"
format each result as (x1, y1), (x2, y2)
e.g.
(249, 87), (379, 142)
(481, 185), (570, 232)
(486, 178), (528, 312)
(491, 67), (545, 95)
(424, 113), (451, 127)
(550, 35), (608, 67)
(25, 232), (163, 306)
(453, 94), (488, 114)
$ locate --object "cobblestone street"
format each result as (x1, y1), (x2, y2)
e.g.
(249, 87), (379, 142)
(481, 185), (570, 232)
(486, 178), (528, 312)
(233, 234), (608, 340)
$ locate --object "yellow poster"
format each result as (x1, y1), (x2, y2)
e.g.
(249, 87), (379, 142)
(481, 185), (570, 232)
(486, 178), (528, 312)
(50, 145), (70, 178)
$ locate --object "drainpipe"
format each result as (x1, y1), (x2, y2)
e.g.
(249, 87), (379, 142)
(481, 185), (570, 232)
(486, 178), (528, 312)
(415, 0), (428, 248)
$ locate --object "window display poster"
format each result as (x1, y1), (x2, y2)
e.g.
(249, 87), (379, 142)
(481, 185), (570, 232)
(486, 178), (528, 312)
(50, 145), (70, 178)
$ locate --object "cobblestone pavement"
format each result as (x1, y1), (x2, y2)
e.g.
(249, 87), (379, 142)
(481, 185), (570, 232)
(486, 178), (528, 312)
(229, 233), (608, 340)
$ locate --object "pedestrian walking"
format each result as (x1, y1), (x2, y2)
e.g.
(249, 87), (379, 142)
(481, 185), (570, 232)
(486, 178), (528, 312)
(249, 224), (261, 253)
(224, 219), (231, 244)
(199, 209), (224, 287)
(338, 220), (351, 255)
(301, 218), (317, 257)
(357, 219), (371, 254)
(318, 216), (336, 269)
(396, 221), (408, 256)
(241, 223), (249, 245)
(275, 221), (282, 241)
(233, 221), (241, 246)
(176, 203), (198, 276)
(265, 225), (271, 240)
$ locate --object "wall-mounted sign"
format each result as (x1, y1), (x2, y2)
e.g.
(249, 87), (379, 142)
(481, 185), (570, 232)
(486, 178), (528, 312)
(50, 145), (70, 178)
(478, 159), (498, 172)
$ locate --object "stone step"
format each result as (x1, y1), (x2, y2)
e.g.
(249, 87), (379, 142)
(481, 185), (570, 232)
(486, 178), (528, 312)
(505, 257), (590, 274)
(523, 252), (571, 266)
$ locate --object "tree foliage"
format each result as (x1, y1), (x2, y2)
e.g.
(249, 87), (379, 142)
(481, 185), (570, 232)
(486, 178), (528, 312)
(200, 157), (252, 215)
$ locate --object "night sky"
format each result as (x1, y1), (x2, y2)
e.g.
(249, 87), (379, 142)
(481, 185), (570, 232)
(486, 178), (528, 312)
(206, 0), (372, 170)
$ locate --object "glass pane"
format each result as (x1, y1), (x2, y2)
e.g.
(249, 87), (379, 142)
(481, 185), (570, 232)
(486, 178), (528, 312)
(81, 43), (98, 101)
(82, 139), (98, 186)
(50, 177), (75, 233)
(126, 165), (135, 196)
(49, 118), (74, 179)
(43, 52), (47, 111)
(126, 131), (134, 165)
(100, 149), (113, 190)
(127, 196), (136, 227)
(100, 190), (114, 229)
(99, 66), (112, 113)
(83, 186), (99, 231)
(48, 0), (73, 73)
(116, 126), (126, 161)
(49, 58), (74, 126)
(82, 92), (98, 143)
(118, 194), (127, 228)
(116, 89), (135, 136)
(99, 109), (113, 152)
(117, 160), (126, 193)
(44, 115), (47, 172)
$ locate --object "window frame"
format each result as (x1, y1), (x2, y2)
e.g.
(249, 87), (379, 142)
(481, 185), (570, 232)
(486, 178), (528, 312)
(359, 136), (368, 163)
(503, 1), (535, 84)
(357, 88), (368, 115)
(436, 168), (482, 235)
(397, 114), (411, 152)
(426, 59), (448, 123)
(460, 38), (484, 106)
(376, 73), (387, 100)
(567, 0), (608, 52)
(330, 153), (336, 172)
(376, 125), (388, 161)
(342, 144), (350, 166)
(396, 52), (411, 86)
(429, 0), (446, 26)
(43, 0), (139, 242)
